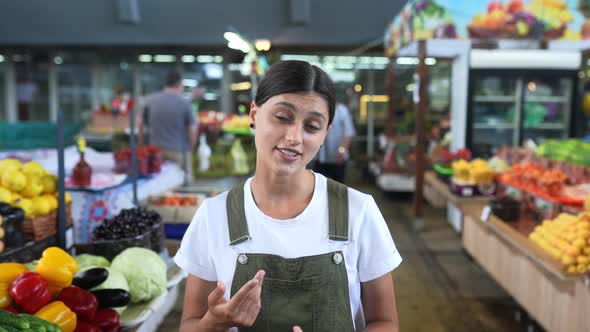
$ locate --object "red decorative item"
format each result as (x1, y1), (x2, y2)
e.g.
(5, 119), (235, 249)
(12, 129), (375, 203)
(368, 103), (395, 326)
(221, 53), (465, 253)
(9, 272), (52, 314)
(73, 153), (92, 187)
(148, 146), (162, 174)
(57, 286), (98, 321)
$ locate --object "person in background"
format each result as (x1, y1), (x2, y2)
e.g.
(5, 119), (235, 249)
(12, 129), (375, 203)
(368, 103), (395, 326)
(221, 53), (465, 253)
(139, 70), (198, 183)
(313, 100), (356, 183)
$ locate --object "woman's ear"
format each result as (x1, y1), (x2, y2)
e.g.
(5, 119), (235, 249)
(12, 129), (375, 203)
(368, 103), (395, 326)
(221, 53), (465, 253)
(249, 101), (258, 127)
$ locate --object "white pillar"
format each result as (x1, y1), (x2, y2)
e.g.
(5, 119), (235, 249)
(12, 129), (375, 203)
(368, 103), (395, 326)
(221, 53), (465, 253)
(90, 59), (100, 112)
(49, 61), (58, 123)
(5, 57), (16, 123)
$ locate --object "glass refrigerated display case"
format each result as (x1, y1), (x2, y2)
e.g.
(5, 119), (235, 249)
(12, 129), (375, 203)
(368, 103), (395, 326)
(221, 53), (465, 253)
(467, 70), (576, 157)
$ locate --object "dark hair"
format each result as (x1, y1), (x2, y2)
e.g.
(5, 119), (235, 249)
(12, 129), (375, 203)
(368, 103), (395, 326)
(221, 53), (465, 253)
(165, 70), (182, 87)
(255, 60), (336, 125)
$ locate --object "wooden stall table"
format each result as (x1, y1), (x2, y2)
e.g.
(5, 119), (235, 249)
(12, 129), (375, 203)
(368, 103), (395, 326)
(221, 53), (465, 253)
(424, 171), (490, 232)
(462, 203), (590, 332)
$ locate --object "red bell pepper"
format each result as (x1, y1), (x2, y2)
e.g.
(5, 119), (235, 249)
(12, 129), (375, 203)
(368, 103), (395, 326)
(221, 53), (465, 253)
(91, 308), (120, 330)
(57, 286), (98, 321)
(1, 305), (18, 314)
(74, 320), (101, 332)
(9, 272), (52, 313)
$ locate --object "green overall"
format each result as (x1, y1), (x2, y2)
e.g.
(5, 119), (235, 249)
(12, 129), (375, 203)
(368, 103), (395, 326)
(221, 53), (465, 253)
(227, 179), (356, 332)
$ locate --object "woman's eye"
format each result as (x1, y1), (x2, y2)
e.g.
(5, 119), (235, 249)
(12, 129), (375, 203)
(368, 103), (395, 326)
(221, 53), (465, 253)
(275, 115), (290, 122)
(305, 124), (320, 131)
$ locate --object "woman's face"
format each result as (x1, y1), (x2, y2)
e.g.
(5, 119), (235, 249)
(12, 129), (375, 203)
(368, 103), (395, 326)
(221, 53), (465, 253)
(250, 92), (330, 177)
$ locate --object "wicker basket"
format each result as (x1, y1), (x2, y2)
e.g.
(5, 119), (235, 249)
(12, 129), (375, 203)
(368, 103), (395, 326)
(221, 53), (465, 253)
(23, 214), (56, 241)
(23, 202), (73, 242)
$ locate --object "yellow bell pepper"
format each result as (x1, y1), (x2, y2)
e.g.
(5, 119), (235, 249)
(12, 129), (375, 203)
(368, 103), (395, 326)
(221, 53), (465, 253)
(35, 247), (78, 296)
(0, 263), (28, 307)
(35, 301), (77, 332)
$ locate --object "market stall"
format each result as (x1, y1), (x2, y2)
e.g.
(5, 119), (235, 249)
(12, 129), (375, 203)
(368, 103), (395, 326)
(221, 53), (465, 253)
(384, 0), (590, 232)
(0, 106), (193, 331)
(383, 2), (590, 330)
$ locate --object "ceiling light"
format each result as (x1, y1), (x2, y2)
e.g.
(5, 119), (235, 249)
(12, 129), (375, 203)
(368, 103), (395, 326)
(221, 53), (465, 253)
(154, 55), (176, 63)
(182, 55), (195, 63)
(255, 39), (271, 52)
(138, 54), (152, 62)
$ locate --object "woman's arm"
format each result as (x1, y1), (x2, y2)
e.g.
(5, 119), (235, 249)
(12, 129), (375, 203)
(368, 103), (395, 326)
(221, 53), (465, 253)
(180, 272), (265, 332)
(361, 273), (399, 332)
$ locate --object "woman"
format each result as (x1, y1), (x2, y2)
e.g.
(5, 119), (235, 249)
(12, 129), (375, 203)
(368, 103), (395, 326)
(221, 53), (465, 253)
(175, 60), (402, 331)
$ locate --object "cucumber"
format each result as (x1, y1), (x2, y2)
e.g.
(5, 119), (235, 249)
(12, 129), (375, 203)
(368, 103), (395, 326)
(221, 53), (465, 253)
(17, 315), (47, 332)
(0, 309), (30, 330)
(18, 315), (58, 332)
(0, 325), (33, 332)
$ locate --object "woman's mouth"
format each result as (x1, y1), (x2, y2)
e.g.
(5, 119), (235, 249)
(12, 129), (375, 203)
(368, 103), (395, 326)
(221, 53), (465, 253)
(276, 148), (301, 161)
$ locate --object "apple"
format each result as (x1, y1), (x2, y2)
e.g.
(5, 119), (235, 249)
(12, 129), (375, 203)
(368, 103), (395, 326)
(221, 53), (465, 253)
(507, 0), (524, 14)
(487, 1), (503, 13)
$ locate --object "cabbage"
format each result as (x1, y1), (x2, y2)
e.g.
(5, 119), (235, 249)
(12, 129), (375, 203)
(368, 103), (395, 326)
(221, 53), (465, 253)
(76, 254), (110, 270)
(110, 248), (167, 303)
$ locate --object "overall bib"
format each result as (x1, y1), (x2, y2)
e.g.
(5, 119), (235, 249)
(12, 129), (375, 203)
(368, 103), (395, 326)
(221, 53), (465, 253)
(226, 179), (356, 332)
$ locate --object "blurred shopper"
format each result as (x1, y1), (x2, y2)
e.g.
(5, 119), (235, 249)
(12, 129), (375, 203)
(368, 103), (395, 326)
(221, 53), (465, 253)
(313, 101), (356, 183)
(139, 70), (198, 183)
(175, 60), (401, 332)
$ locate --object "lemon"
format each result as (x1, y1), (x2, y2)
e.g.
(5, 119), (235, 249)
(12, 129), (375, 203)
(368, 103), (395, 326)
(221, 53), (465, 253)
(40, 173), (56, 194)
(65, 192), (72, 204)
(566, 245), (581, 257)
(567, 265), (577, 274)
(584, 247), (590, 256)
(1, 169), (26, 192)
(11, 192), (22, 203)
(561, 254), (575, 265)
(21, 161), (45, 178)
(0, 186), (11, 203)
(577, 264), (587, 274)
(32, 196), (51, 216)
(577, 255), (589, 265)
(43, 194), (58, 211)
(15, 198), (33, 217)
(20, 175), (44, 198)
(0, 158), (23, 175)
(573, 238), (586, 249)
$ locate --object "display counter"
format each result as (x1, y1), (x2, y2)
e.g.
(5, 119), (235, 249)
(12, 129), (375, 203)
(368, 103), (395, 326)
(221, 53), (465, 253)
(424, 171), (490, 232)
(461, 203), (590, 332)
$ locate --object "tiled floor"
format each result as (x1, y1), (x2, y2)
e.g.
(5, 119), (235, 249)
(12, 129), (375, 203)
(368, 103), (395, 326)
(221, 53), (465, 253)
(157, 171), (536, 331)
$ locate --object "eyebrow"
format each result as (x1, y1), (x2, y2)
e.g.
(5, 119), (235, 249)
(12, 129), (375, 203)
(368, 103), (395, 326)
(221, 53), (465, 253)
(273, 101), (327, 120)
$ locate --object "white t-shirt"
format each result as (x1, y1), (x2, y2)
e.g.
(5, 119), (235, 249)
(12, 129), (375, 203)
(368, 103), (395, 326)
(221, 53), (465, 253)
(174, 172), (402, 329)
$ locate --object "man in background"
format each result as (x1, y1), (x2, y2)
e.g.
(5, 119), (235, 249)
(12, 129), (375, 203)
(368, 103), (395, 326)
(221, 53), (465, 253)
(139, 70), (198, 184)
(314, 101), (356, 183)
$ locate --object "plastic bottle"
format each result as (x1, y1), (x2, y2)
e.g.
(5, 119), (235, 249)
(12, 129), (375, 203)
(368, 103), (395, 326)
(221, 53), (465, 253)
(198, 134), (212, 172)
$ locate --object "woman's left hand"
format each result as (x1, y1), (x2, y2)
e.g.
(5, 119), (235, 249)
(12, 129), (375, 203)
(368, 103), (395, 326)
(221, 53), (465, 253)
(293, 326), (303, 332)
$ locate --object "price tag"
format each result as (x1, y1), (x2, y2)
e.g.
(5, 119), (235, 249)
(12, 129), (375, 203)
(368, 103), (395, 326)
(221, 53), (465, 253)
(534, 196), (551, 213)
(463, 187), (474, 197)
(481, 206), (491, 223)
(506, 186), (522, 200)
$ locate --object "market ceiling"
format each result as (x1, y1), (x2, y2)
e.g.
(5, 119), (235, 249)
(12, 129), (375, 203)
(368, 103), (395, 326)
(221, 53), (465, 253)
(0, 0), (404, 51)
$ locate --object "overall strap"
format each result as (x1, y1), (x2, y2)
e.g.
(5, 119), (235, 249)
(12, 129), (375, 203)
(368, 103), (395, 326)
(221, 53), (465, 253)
(226, 183), (250, 246)
(327, 178), (349, 241)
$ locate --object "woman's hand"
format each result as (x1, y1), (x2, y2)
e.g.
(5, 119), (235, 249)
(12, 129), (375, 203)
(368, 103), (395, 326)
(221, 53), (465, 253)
(205, 270), (265, 329)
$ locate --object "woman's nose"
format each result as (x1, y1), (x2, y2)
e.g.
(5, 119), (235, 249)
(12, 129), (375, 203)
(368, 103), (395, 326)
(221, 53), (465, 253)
(285, 123), (303, 145)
